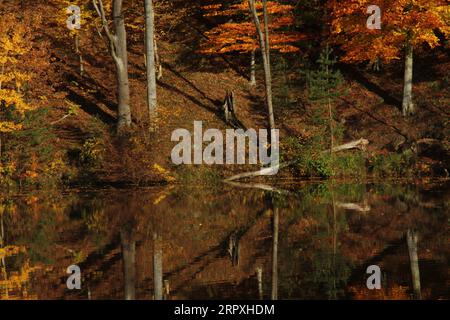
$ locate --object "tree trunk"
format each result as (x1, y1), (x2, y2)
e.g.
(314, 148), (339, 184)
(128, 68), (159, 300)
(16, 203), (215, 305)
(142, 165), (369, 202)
(93, 0), (132, 132)
(402, 40), (415, 116)
(154, 40), (163, 80)
(113, 0), (132, 131)
(250, 49), (256, 86)
(248, 0), (275, 131)
(145, 0), (157, 122)
(74, 33), (84, 77)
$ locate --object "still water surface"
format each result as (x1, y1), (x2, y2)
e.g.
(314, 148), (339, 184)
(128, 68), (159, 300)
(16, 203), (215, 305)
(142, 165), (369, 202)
(0, 180), (448, 300)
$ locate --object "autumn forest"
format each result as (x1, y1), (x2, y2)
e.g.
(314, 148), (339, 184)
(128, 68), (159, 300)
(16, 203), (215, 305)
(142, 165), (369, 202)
(0, 0), (448, 303)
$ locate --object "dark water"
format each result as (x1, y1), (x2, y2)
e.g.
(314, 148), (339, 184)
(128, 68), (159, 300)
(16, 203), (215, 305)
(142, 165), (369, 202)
(0, 180), (448, 300)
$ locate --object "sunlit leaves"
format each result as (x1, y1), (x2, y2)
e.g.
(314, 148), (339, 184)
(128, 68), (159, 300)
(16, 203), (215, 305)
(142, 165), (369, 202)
(200, 0), (304, 54)
(0, 14), (35, 133)
(329, 0), (450, 63)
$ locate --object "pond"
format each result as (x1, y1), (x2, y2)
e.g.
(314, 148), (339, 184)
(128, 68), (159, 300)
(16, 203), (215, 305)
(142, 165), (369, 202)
(0, 180), (448, 300)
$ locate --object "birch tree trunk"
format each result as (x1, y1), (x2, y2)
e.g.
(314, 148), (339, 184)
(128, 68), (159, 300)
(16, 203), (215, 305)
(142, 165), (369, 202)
(154, 40), (163, 80)
(145, 0), (157, 122)
(248, 0), (275, 131)
(402, 40), (415, 116)
(113, 0), (132, 130)
(93, 0), (132, 133)
(250, 49), (256, 86)
(74, 33), (84, 77)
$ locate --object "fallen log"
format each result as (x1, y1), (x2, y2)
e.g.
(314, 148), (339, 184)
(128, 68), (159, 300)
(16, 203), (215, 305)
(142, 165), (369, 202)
(336, 202), (371, 212)
(225, 138), (369, 182)
(322, 138), (369, 154)
(224, 164), (282, 182)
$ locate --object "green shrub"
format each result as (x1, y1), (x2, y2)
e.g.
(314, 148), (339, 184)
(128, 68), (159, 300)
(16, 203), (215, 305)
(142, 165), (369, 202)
(79, 137), (104, 169)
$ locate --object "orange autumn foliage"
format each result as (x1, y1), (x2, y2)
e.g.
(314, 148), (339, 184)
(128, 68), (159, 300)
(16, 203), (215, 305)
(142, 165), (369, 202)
(201, 0), (305, 54)
(349, 284), (411, 300)
(329, 0), (450, 64)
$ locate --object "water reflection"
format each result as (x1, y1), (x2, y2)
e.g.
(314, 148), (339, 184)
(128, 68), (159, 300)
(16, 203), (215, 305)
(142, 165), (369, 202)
(406, 229), (421, 300)
(0, 181), (448, 300)
(153, 232), (163, 300)
(121, 228), (136, 300)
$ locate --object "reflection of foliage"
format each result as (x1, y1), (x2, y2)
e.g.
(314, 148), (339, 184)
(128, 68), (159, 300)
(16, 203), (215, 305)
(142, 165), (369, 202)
(79, 197), (109, 245)
(349, 285), (410, 300)
(27, 212), (56, 265)
(0, 245), (25, 259)
(0, 246), (38, 300)
(312, 251), (351, 299)
(84, 208), (107, 234)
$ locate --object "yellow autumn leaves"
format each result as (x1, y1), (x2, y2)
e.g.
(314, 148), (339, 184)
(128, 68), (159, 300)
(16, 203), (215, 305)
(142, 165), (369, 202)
(0, 14), (34, 133)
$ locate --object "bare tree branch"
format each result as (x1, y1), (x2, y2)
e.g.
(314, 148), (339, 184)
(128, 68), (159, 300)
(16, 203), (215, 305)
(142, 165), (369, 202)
(93, 0), (120, 63)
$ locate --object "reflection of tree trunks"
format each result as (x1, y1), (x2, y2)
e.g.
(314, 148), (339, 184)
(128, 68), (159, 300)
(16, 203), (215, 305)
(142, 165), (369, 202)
(407, 229), (421, 299)
(0, 212), (4, 247)
(163, 279), (170, 300)
(271, 207), (279, 300)
(256, 266), (263, 300)
(121, 230), (136, 300)
(0, 212), (7, 297)
(331, 190), (337, 300)
(153, 232), (163, 300)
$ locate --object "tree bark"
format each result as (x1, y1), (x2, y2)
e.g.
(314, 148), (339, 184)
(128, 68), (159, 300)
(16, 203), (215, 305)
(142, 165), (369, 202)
(145, 0), (157, 122)
(402, 40), (415, 116)
(74, 33), (84, 77)
(113, 0), (131, 130)
(154, 40), (163, 80)
(248, 0), (275, 131)
(250, 48), (256, 86)
(93, 0), (132, 132)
